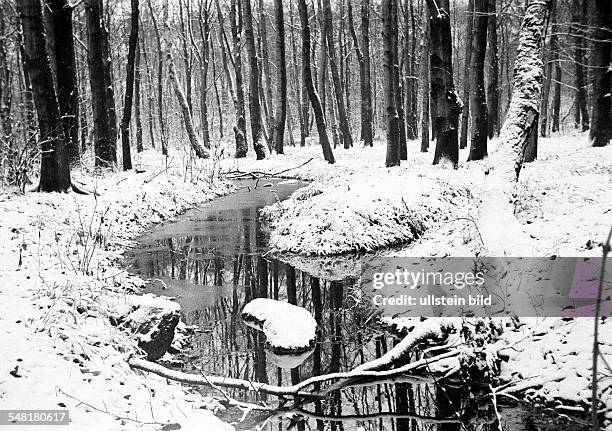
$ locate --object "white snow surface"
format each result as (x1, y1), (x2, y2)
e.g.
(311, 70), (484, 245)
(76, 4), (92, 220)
(242, 298), (317, 352)
(0, 151), (233, 430)
(222, 134), (612, 424)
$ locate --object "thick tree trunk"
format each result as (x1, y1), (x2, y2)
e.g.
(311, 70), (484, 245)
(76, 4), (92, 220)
(86, 0), (115, 166)
(259, 0), (274, 137)
(486, 0), (500, 138)
(467, 0), (488, 161)
(428, 0), (461, 167)
(0, 7), (13, 160)
(272, 0), (287, 154)
(134, 43), (143, 153)
(479, 0), (549, 256)
(460, 0), (474, 150)
(323, 0), (353, 150)
(49, 0), (79, 164)
(404, 0), (418, 141)
(297, 0), (335, 163)
(420, 5), (430, 153)
(120, 0), (139, 171)
(590, 0), (611, 147)
(347, 0), (373, 147)
(18, 0), (71, 192)
(383, 0), (400, 167)
(168, 53), (209, 159)
(99, 1), (117, 149)
(573, 1), (590, 132)
(243, 0), (268, 159)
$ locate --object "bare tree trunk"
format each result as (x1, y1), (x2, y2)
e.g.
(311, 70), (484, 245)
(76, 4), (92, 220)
(49, 0), (79, 164)
(168, 52), (209, 159)
(120, 0), (139, 171)
(147, 0), (167, 155)
(429, 0), (461, 167)
(272, 0), (287, 154)
(0, 6), (13, 166)
(178, 0), (193, 114)
(479, 0), (549, 256)
(573, 0), (590, 131)
(383, 0), (400, 167)
(86, 0), (115, 166)
(590, 0), (611, 147)
(486, 0), (500, 138)
(134, 42), (143, 153)
(259, 0), (274, 136)
(297, 0), (334, 163)
(347, 0), (373, 147)
(243, 0), (268, 159)
(323, 0), (352, 150)
(18, 0), (72, 191)
(551, 42), (561, 133)
(198, 0), (211, 150)
(460, 0), (474, 150)
(540, 0), (554, 137)
(100, 0), (117, 149)
(467, 0), (488, 161)
(420, 4), (430, 153)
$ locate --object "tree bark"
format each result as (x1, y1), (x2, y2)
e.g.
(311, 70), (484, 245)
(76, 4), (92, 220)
(347, 0), (373, 147)
(460, 0), (474, 150)
(99, 0), (117, 150)
(18, 0), (72, 192)
(272, 0), (287, 154)
(323, 0), (353, 150)
(572, 1), (590, 132)
(147, 0), (167, 156)
(259, 0), (274, 137)
(198, 0), (211, 150)
(429, 0), (461, 167)
(420, 3), (430, 153)
(383, 0), (400, 167)
(86, 0), (115, 166)
(479, 0), (549, 256)
(486, 0), (500, 138)
(539, 0), (554, 137)
(297, 0), (335, 163)
(467, 0), (488, 161)
(590, 0), (611, 147)
(134, 41), (143, 153)
(120, 0), (139, 171)
(49, 0), (79, 164)
(242, 0), (268, 159)
(168, 52), (209, 159)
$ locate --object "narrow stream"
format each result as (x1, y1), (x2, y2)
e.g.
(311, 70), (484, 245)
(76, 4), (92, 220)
(127, 179), (587, 431)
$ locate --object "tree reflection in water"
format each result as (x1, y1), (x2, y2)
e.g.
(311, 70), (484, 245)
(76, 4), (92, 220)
(129, 179), (584, 431)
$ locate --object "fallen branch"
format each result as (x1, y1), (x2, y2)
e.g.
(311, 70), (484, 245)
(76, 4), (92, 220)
(223, 158), (314, 180)
(128, 350), (460, 398)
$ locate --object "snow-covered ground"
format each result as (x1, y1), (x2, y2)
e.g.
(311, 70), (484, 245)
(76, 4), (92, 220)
(0, 152), (233, 430)
(221, 132), (612, 426)
(0, 133), (610, 429)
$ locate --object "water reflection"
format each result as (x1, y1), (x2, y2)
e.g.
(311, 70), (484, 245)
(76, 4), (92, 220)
(128, 179), (588, 431)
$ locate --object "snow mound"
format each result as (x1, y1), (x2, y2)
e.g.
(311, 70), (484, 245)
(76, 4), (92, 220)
(260, 173), (471, 255)
(242, 298), (317, 353)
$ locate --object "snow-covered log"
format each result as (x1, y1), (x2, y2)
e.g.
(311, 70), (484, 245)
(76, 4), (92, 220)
(354, 318), (457, 372)
(479, 0), (549, 256)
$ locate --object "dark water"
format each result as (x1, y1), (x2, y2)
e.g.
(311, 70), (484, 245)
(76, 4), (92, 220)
(128, 179), (589, 431)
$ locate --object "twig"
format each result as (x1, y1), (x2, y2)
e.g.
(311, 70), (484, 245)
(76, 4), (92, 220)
(592, 226), (611, 431)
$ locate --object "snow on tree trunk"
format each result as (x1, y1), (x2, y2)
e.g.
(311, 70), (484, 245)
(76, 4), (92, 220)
(168, 52), (209, 159)
(479, 0), (549, 256)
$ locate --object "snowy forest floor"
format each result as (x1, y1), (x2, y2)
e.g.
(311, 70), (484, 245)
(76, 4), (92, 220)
(0, 132), (610, 429)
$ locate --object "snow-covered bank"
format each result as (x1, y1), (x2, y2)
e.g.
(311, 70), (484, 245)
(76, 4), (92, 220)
(0, 151), (233, 430)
